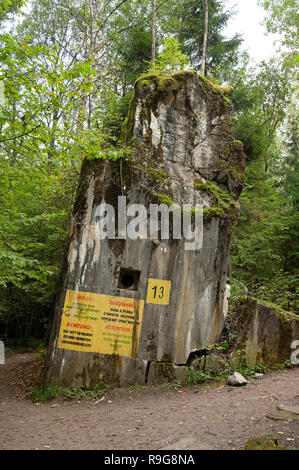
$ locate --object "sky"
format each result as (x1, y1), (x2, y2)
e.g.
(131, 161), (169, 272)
(223, 0), (280, 63)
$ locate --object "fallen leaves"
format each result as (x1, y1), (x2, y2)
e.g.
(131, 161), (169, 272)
(10, 354), (46, 400)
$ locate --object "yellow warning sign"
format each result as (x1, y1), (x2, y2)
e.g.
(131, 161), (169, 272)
(58, 290), (144, 357)
(146, 278), (171, 305)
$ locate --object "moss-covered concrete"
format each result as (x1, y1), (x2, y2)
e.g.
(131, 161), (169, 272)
(228, 297), (299, 368)
(122, 70), (236, 144)
(197, 73), (233, 105)
(42, 69), (246, 388)
(120, 92), (137, 144)
(194, 180), (238, 219)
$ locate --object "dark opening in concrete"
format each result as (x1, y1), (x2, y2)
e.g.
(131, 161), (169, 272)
(145, 361), (151, 384)
(186, 349), (208, 366)
(118, 268), (141, 291)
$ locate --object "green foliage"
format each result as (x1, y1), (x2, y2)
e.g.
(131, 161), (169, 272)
(0, 20), (101, 342)
(234, 360), (269, 377)
(279, 359), (293, 369)
(232, 59), (291, 163)
(259, 0), (299, 64)
(30, 372), (110, 403)
(94, 146), (132, 162)
(99, 92), (132, 141)
(229, 54), (298, 313)
(171, 379), (183, 391)
(0, 0), (139, 343)
(183, 361), (269, 386)
(177, 354), (294, 390)
(111, 25), (152, 93)
(29, 383), (63, 402)
(179, 0), (243, 74)
(0, 0), (24, 22)
(183, 366), (213, 385)
(228, 277), (248, 304)
(158, 193), (174, 207)
(231, 151), (298, 311)
(279, 98), (299, 274)
(148, 37), (191, 75)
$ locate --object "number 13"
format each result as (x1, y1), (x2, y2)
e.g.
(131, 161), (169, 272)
(152, 285), (164, 299)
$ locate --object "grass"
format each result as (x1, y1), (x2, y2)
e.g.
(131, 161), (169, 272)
(29, 384), (63, 402)
(29, 372), (111, 403)
(173, 359), (287, 388)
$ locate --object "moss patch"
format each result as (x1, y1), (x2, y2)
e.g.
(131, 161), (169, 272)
(135, 72), (187, 106)
(158, 193), (174, 207)
(231, 140), (243, 151)
(245, 436), (284, 451)
(194, 180), (238, 219)
(250, 296), (298, 340)
(217, 158), (245, 186)
(120, 92), (137, 144)
(250, 297), (297, 323)
(197, 73), (233, 107)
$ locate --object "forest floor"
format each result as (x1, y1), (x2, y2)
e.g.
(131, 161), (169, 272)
(0, 352), (298, 451)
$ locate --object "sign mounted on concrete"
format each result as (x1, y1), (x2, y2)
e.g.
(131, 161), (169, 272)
(146, 278), (171, 305)
(58, 290), (144, 358)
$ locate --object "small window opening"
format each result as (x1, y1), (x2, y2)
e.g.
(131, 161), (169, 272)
(118, 268), (140, 291)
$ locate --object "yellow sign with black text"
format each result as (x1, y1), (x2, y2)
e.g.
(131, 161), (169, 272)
(58, 290), (144, 357)
(146, 278), (171, 305)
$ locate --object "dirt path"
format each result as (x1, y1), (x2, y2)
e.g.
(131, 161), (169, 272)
(0, 353), (298, 450)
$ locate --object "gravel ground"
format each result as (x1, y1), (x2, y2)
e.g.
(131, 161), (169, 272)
(0, 353), (298, 450)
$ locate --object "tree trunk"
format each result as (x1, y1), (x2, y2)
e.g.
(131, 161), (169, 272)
(151, 0), (157, 63)
(179, 0), (187, 44)
(200, 0), (209, 75)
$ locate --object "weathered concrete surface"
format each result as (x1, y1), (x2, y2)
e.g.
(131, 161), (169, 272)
(0, 341), (4, 365)
(230, 299), (299, 368)
(42, 71), (246, 387)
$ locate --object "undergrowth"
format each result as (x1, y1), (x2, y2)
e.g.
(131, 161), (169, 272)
(172, 358), (296, 388)
(29, 372), (111, 403)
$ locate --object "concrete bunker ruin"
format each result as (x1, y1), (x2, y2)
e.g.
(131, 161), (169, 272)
(42, 71), (246, 387)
